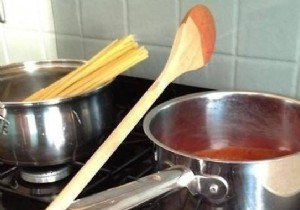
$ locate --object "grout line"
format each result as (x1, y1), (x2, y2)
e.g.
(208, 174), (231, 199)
(50, 0), (59, 59)
(175, 0), (181, 26)
(233, 0), (240, 89)
(292, 65), (299, 98)
(37, 0), (47, 60)
(123, 0), (130, 76)
(124, 0), (129, 34)
(174, 0), (181, 84)
(233, 54), (297, 64)
(291, 10), (300, 98)
(52, 32), (300, 66)
(47, 1), (58, 59)
(1, 28), (9, 63)
(77, 0), (85, 59)
(77, 0), (83, 37)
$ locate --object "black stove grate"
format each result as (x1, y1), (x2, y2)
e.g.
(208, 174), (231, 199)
(0, 131), (156, 210)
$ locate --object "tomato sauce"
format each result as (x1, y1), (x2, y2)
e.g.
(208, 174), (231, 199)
(164, 134), (294, 161)
(192, 146), (292, 161)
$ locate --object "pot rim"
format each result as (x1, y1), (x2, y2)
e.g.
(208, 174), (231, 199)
(0, 59), (113, 107)
(143, 91), (300, 164)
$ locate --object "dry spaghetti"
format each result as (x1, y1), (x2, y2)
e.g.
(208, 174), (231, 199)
(24, 35), (148, 102)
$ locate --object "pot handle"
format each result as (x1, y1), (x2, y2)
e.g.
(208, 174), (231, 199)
(0, 102), (9, 135)
(68, 166), (228, 210)
(68, 166), (192, 210)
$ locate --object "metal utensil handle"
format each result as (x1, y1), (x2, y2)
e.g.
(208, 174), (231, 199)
(0, 102), (9, 135)
(68, 166), (229, 210)
(68, 166), (194, 210)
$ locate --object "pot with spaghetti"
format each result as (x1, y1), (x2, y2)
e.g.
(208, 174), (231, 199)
(0, 60), (114, 166)
(0, 36), (148, 166)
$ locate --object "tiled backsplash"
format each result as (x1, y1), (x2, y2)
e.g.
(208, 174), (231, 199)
(0, 0), (57, 64)
(2, 0), (300, 99)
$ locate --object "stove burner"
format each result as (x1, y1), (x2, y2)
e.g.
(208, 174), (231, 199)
(20, 165), (71, 184)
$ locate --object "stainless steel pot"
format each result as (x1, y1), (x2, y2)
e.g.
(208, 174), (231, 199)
(0, 60), (113, 166)
(69, 91), (300, 210)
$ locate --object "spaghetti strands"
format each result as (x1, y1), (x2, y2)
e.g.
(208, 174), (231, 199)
(24, 35), (148, 102)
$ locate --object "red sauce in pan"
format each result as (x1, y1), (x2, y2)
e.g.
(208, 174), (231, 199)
(166, 135), (294, 161)
(192, 146), (293, 161)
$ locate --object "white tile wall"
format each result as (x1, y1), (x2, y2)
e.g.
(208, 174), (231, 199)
(129, 44), (172, 79)
(51, 0), (81, 36)
(0, 0), (57, 65)
(0, 27), (7, 64)
(236, 58), (298, 97)
(128, 0), (178, 46)
(3, 0), (300, 100)
(238, 0), (300, 62)
(55, 34), (84, 59)
(181, 54), (235, 90)
(81, 0), (127, 39)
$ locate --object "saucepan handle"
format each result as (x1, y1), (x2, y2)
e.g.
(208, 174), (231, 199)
(0, 102), (9, 135)
(69, 166), (192, 210)
(68, 166), (228, 210)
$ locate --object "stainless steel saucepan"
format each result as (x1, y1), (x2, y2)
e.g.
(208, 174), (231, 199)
(0, 60), (113, 166)
(69, 91), (300, 210)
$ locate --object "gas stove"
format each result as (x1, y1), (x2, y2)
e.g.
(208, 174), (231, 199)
(0, 76), (210, 210)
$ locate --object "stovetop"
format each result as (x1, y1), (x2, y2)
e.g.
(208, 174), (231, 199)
(0, 76), (210, 210)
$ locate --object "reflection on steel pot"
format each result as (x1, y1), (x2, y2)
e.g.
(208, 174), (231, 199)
(69, 91), (300, 210)
(0, 60), (113, 166)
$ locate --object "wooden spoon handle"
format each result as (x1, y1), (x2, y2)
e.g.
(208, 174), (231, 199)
(47, 21), (190, 210)
(47, 5), (215, 209)
(46, 76), (170, 210)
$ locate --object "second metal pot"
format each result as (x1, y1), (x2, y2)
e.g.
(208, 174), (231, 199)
(69, 91), (300, 210)
(0, 60), (113, 166)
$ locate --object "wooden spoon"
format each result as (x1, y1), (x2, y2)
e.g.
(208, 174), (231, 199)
(46, 4), (216, 210)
